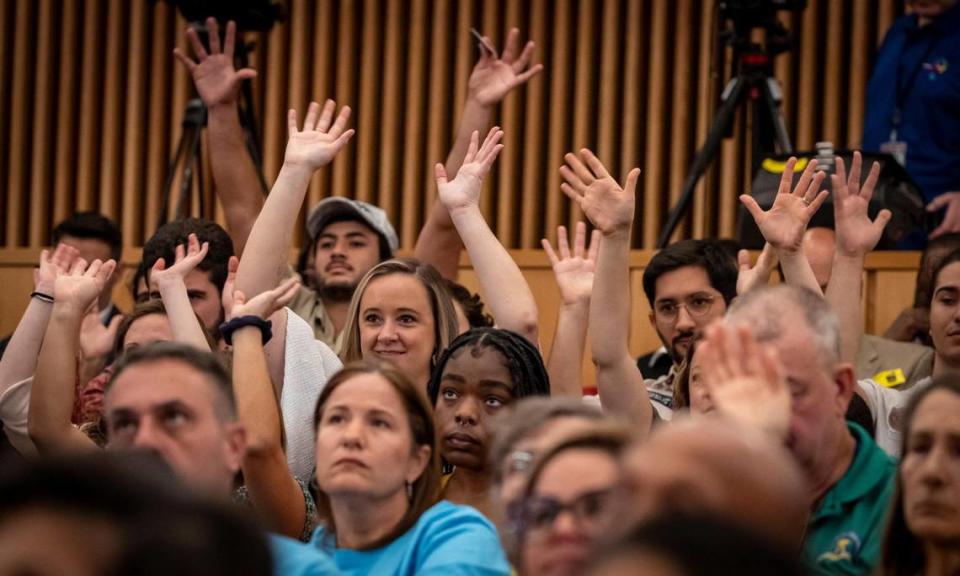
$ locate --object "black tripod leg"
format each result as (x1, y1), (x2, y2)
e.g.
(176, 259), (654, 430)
(159, 128), (190, 229)
(761, 77), (792, 153)
(657, 77), (746, 248)
(176, 124), (202, 220)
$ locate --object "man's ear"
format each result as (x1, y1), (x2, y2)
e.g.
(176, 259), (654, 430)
(224, 423), (247, 474)
(648, 310), (656, 328)
(832, 362), (857, 418)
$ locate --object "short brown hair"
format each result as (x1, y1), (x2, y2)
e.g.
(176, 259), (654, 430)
(312, 360), (441, 549)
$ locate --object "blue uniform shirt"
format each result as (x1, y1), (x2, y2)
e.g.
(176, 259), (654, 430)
(309, 501), (511, 576)
(863, 3), (960, 204)
(269, 533), (340, 576)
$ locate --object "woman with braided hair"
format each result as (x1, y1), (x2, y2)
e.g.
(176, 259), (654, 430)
(427, 327), (551, 518)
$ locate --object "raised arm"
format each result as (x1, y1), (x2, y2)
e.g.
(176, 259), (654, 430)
(436, 128), (539, 342)
(174, 18), (263, 256)
(542, 223), (600, 397)
(739, 158), (828, 295)
(149, 233), (213, 351)
(560, 149), (650, 430)
(235, 100), (353, 299)
(736, 243), (779, 296)
(415, 28), (543, 279)
(827, 152), (891, 364)
(29, 258), (116, 453)
(0, 244), (77, 394)
(226, 276), (306, 539)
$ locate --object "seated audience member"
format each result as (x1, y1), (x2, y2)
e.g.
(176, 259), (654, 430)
(585, 513), (805, 576)
(0, 245), (80, 455)
(884, 232), (960, 348)
(339, 258), (459, 388)
(100, 343), (338, 575)
(427, 328), (551, 517)
(508, 425), (631, 576)
(0, 452), (275, 576)
(880, 377), (960, 576)
(719, 285), (896, 575)
(51, 212), (124, 321)
(622, 419), (808, 550)
(802, 226), (933, 387)
(310, 361), (511, 574)
(858, 248), (960, 456)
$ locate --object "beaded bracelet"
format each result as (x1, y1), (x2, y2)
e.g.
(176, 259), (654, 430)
(30, 291), (55, 304)
(219, 316), (273, 346)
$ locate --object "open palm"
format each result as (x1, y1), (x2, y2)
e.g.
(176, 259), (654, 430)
(436, 127), (504, 212)
(740, 158), (827, 253)
(150, 233), (208, 290)
(54, 259), (116, 311)
(284, 100), (355, 170)
(468, 29), (543, 106)
(543, 223), (600, 305)
(832, 152), (891, 257)
(174, 18), (256, 107)
(560, 149), (640, 235)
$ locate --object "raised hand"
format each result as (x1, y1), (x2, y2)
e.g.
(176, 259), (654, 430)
(740, 158), (828, 254)
(560, 149), (640, 236)
(736, 243), (778, 295)
(150, 233), (209, 291)
(220, 255), (240, 316)
(832, 152), (891, 258)
(53, 258), (117, 313)
(283, 100), (355, 170)
(173, 18), (257, 107)
(467, 28), (544, 106)
(928, 192), (960, 239)
(79, 306), (122, 360)
(227, 276), (300, 321)
(699, 323), (790, 440)
(34, 243), (80, 296)
(436, 127), (504, 213)
(542, 223), (601, 306)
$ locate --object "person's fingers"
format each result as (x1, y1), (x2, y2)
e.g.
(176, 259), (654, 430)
(848, 151), (862, 196)
(478, 127), (504, 159)
(559, 165), (587, 193)
(557, 225), (572, 260)
(328, 104), (353, 137)
(872, 209), (893, 238)
(513, 40), (535, 71)
(758, 242), (779, 269)
(560, 182), (584, 204)
(738, 249), (752, 272)
(174, 243), (185, 263)
(236, 68), (258, 81)
(434, 163), (449, 186)
(581, 149), (612, 180)
(515, 64), (544, 84)
(70, 257), (88, 276)
(927, 193), (954, 212)
(587, 230), (602, 262)
(802, 170), (825, 202)
(187, 233), (199, 254)
(464, 131), (480, 164)
(152, 258), (166, 273)
(835, 156), (848, 189)
(195, 242), (210, 261)
(232, 290), (247, 309)
(481, 34), (498, 59)
(933, 202), (960, 239)
(564, 152), (594, 186)
(777, 157), (797, 195)
(98, 260), (117, 285)
(806, 190), (831, 217)
(541, 238), (560, 267)
(573, 221), (587, 259)
(287, 109), (298, 136)
(739, 194), (765, 223)
(86, 259), (104, 279)
(223, 20), (237, 56)
(501, 27), (520, 62)
(861, 161), (881, 202)
(740, 326), (764, 379)
(172, 48), (197, 72)
(830, 174), (846, 204)
(331, 129), (356, 151)
(725, 324), (746, 377)
(792, 158), (818, 197)
(481, 144), (505, 170)
(623, 167), (642, 196)
(185, 26), (208, 60)
(275, 281), (301, 309)
(305, 100), (325, 132)
(206, 17), (222, 55)
(39, 248), (51, 268)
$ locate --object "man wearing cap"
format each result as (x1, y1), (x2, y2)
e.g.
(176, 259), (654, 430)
(289, 198), (399, 349)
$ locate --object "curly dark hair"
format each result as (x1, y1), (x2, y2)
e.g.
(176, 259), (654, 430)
(444, 279), (494, 328)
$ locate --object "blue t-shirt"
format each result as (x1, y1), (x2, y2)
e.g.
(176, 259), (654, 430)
(269, 533), (340, 576)
(862, 3), (960, 205)
(309, 501), (511, 576)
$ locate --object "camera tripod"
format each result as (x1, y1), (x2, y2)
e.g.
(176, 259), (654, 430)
(158, 30), (268, 227)
(656, 46), (794, 248)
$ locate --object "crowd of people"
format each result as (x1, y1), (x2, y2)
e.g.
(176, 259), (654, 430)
(1, 2), (960, 575)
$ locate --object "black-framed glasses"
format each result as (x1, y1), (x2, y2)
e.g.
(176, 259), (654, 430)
(653, 294), (717, 321)
(509, 486), (620, 541)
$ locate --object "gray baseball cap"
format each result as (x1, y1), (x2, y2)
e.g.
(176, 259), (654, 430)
(306, 197), (399, 254)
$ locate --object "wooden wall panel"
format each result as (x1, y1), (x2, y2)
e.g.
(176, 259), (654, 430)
(0, 0), (911, 252)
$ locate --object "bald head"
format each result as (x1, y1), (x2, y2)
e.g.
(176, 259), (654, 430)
(802, 227), (835, 291)
(623, 418), (808, 548)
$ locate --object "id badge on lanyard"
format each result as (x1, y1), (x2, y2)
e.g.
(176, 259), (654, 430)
(882, 112), (908, 167)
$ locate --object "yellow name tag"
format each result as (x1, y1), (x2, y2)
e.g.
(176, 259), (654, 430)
(873, 369), (906, 388)
(762, 157), (809, 173)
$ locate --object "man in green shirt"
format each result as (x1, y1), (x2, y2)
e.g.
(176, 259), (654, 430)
(724, 284), (896, 575)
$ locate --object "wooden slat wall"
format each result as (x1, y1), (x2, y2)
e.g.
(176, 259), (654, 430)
(0, 0), (908, 251)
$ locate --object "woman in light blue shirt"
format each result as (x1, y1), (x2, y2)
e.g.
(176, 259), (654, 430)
(309, 360), (510, 575)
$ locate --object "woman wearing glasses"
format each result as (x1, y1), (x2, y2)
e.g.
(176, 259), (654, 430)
(508, 425), (631, 576)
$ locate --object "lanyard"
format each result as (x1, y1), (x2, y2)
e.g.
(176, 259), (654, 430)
(892, 29), (941, 130)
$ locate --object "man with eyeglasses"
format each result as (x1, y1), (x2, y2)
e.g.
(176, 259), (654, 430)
(639, 239), (739, 418)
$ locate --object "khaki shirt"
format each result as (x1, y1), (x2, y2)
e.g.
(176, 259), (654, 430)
(287, 283), (344, 354)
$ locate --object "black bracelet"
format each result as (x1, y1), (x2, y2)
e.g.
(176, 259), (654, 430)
(30, 291), (54, 304)
(219, 316), (273, 346)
